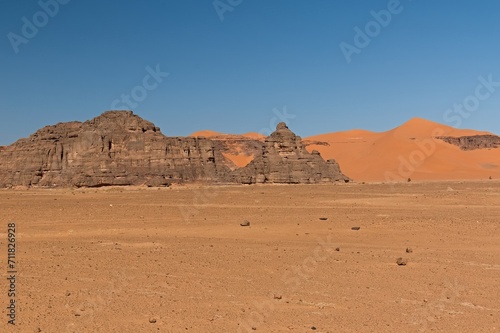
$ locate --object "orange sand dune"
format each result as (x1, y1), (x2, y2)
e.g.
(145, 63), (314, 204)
(189, 130), (226, 137)
(240, 132), (266, 140)
(305, 118), (500, 182)
(190, 130), (265, 141)
(222, 151), (254, 168)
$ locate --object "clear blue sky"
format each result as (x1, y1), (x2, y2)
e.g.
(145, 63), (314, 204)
(1, 0), (500, 145)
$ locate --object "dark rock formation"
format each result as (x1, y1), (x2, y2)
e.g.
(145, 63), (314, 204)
(0, 112), (350, 188)
(0, 111), (229, 187)
(436, 135), (500, 151)
(231, 123), (350, 184)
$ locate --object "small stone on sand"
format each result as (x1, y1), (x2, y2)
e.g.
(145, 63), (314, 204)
(396, 257), (408, 266)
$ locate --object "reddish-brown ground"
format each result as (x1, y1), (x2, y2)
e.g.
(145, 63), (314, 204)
(1, 181), (499, 332)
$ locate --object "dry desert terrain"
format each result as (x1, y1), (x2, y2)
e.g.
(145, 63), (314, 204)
(1, 181), (499, 332)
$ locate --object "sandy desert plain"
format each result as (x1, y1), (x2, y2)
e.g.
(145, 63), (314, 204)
(1, 180), (499, 333)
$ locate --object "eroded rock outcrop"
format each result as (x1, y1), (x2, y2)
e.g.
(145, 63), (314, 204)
(437, 135), (500, 151)
(0, 112), (350, 187)
(0, 111), (229, 187)
(231, 123), (350, 184)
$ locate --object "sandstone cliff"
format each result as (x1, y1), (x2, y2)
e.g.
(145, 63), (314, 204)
(437, 135), (500, 151)
(0, 111), (229, 187)
(0, 111), (350, 188)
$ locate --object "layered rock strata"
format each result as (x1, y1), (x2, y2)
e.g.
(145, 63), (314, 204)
(0, 112), (350, 187)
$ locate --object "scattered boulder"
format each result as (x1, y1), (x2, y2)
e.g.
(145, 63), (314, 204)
(240, 220), (251, 227)
(406, 247), (413, 253)
(351, 226), (361, 231)
(396, 257), (408, 266)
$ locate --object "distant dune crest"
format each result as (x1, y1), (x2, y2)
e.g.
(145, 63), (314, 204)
(305, 117), (499, 181)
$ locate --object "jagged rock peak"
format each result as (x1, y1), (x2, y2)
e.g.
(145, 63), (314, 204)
(267, 122), (298, 142)
(276, 122), (289, 130)
(231, 122), (351, 184)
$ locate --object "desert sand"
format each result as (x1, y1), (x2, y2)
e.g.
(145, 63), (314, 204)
(189, 118), (500, 182)
(1, 181), (499, 332)
(190, 131), (266, 141)
(304, 118), (500, 182)
(190, 130), (226, 138)
(222, 151), (255, 168)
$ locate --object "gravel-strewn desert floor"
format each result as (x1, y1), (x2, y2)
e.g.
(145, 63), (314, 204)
(1, 182), (499, 332)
